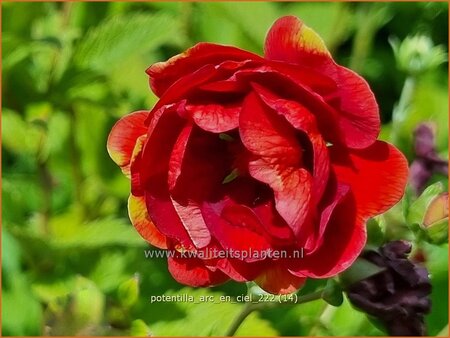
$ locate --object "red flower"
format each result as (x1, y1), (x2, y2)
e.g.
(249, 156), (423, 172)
(107, 16), (408, 294)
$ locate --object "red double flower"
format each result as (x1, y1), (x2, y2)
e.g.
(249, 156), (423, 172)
(108, 16), (408, 294)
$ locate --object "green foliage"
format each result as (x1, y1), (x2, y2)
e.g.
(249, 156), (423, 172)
(2, 1), (448, 336)
(74, 13), (182, 72)
(150, 288), (278, 336)
(339, 258), (385, 288)
(321, 279), (344, 307)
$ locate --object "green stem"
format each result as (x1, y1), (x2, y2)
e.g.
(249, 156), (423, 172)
(180, 2), (194, 46)
(349, 3), (388, 73)
(225, 290), (323, 336)
(390, 76), (416, 143)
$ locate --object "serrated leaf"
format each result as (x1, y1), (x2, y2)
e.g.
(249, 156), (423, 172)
(74, 13), (180, 71)
(2, 109), (44, 156)
(210, 2), (280, 53)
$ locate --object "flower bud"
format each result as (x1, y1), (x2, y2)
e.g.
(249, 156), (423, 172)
(423, 192), (448, 244)
(346, 241), (431, 336)
(390, 35), (447, 75)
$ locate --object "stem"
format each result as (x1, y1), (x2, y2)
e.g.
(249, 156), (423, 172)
(180, 2), (194, 46)
(225, 290), (323, 336)
(37, 158), (53, 234)
(68, 106), (85, 219)
(349, 3), (387, 73)
(47, 2), (73, 92)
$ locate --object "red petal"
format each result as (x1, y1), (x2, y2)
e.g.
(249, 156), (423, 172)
(171, 197), (211, 249)
(139, 106), (197, 248)
(306, 177), (350, 253)
(168, 256), (228, 287)
(264, 16), (380, 149)
(221, 177), (295, 245)
(239, 91), (302, 164)
(168, 126), (229, 200)
(168, 123), (194, 191)
(248, 158), (312, 238)
(130, 135), (147, 196)
(331, 141), (408, 220)
(167, 125), (227, 248)
(201, 202), (273, 262)
(128, 194), (167, 249)
(140, 105), (185, 189)
(331, 66), (380, 149)
(234, 67), (343, 147)
(186, 102), (240, 133)
(216, 258), (266, 282)
(255, 264), (306, 295)
(240, 92), (312, 235)
(107, 111), (149, 177)
(147, 42), (261, 97)
(145, 191), (194, 249)
(253, 83), (330, 202)
(288, 192), (365, 278)
(264, 16), (330, 61)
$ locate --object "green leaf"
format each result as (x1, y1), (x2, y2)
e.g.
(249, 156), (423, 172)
(118, 275), (140, 308)
(330, 296), (386, 335)
(1, 109), (44, 156)
(130, 319), (152, 336)
(2, 275), (43, 336)
(49, 217), (144, 249)
(426, 218), (448, 245)
(150, 288), (278, 336)
(322, 279), (344, 307)
(424, 243), (449, 335)
(89, 253), (128, 292)
(339, 257), (385, 288)
(1, 228), (22, 276)
(366, 218), (385, 247)
(44, 276), (105, 335)
(74, 13), (181, 71)
(208, 2), (280, 53)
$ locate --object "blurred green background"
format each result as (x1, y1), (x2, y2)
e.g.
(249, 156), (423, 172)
(2, 2), (448, 336)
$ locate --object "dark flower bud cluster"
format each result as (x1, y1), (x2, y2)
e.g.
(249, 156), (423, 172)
(347, 241), (431, 336)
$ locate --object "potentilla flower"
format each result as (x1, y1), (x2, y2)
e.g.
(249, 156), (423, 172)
(347, 241), (431, 336)
(107, 16), (408, 294)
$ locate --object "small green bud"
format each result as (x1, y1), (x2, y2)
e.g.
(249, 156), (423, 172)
(390, 35), (447, 75)
(423, 193), (448, 244)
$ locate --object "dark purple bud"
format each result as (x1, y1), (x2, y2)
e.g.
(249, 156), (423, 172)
(409, 123), (448, 195)
(413, 123), (436, 157)
(347, 241), (431, 336)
